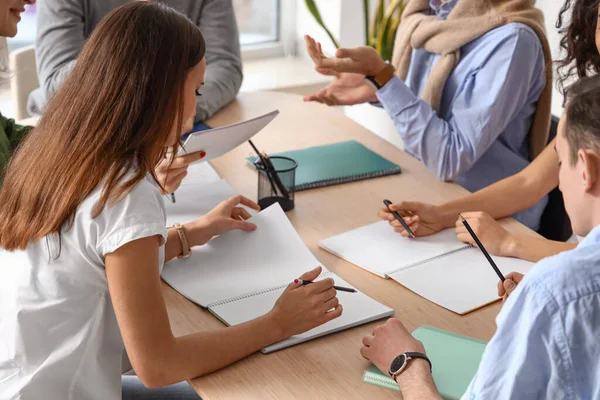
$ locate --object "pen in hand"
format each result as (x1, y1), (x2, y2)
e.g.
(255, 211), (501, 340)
(384, 199), (416, 238)
(295, 279), (357, 293)
(459, 214), (505, 282)
(170, 193), (176, 203)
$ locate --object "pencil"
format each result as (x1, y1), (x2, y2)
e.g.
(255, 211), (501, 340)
(459, 214), (505, 282)
(384, 199), (416, 238)
(295, 279), (357, 293)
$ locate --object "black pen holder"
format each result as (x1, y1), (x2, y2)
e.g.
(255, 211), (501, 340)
(254, 156), (297, 212)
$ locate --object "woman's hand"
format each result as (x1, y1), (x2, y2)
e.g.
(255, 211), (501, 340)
(268, 266), (343, 338)
(455, 212), (516, 257)
(155, 151), (205, 194)
(185, 195), (261, 247)
(377, 201), (449, 237)
(497, 272), (524, 303)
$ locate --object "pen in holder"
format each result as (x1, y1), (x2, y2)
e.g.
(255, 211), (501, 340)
(254, 156), (297, 212)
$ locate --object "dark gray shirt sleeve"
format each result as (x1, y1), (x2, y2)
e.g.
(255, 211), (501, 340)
(194, 0), (243, 122)
(28, 0), (83, 115)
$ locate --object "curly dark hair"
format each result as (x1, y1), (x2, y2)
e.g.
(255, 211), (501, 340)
(556, 0), (600, 96)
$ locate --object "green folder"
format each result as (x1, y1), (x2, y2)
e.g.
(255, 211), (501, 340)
(362, 325), (487, 400)
(246, 140), (401, 191)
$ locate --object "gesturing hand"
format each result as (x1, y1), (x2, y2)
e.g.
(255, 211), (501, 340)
(269, 266), (343, 338)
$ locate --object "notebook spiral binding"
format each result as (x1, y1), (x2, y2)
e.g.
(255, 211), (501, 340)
(385, 245), (473, 276)
(363, 374), (400, 391)
(207, 271), (335, 308)
(295, 168), (401, 191)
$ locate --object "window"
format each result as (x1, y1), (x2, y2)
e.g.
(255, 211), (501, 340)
(233, 0), (279, 47)
(8, 1), (294, 60)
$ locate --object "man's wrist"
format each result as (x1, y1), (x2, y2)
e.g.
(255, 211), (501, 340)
(394, 358), (440, 399)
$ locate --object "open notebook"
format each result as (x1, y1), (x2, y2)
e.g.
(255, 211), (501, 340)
(161, 204), (394, 353)
(319, 221), (534, 314)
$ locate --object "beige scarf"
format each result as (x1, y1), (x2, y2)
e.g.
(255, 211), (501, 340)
(391, 0), (552, 159)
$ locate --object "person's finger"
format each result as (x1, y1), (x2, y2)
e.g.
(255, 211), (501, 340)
(497, 279), (506, 297)
(307, 277), (334, 294)
(322, 304), (343, 323)
(298, 266), (323, 282)
(170, 151), (205, 168)
(389, 201), (422, 214)
(322, 296), (339, 312)
(503, 279), (517, 295)
(227, 195), (260, 211)
(360, 343), (371, 360)
(226, 219), (257, 232)
(316, 57), (367, 74)
(505, 272), (524, 284)
(456, 232), (476, 246)
(314, 92), (335, 106)
(315, 67), (340, 78)
(320, 287), (337, 303)
(233, 207), (252, 221)
(303, 95), (326, 104)
(362, 335), (373, 347)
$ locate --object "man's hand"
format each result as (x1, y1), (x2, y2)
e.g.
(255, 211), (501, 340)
(377, 201), (450, 237)
(497, 272), (524, 303)
(360, 318), (425, 375)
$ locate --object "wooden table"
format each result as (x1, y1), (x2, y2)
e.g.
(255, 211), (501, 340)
(163, 91), (537, 399)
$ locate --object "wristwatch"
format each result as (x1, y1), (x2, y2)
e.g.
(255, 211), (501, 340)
(365, 62), (396, 91)
(172, 223), (191, 259)
(389, 352), (432, 380)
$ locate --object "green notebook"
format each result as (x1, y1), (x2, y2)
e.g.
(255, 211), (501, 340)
(247, 140), (401, 191)
(362, 325), (487, 400)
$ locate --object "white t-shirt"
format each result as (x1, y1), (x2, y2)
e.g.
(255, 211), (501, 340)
(0, 177), (168, 400)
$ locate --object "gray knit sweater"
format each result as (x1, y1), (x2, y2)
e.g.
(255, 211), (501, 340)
(28, 0), (243, 122)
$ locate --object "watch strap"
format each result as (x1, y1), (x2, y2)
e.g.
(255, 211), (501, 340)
(365, 63), (396, 90)
(173, 223), (191, 259)
(405, 352), (432, 371)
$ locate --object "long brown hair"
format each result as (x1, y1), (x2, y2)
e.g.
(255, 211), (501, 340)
(556, 0), (600, 95)
(0, 2), (205, 250)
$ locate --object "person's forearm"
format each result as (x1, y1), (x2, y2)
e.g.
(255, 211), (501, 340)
(395, 359), (442, 400)
(164, 222), (213, 262)
(435, 141), (560, 229)
(155, 313), (284, 386)
(505, 233), (576, 262)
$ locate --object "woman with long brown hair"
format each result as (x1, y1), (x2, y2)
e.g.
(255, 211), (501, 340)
(0, 3), (341, 399)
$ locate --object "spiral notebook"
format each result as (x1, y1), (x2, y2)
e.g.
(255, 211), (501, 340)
(161, 204), (394, 353)
(363, 325), (487, 399)
(246, 140), (401, 191)
(319, 221), (534, 314)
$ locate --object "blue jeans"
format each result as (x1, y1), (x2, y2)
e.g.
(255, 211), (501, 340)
(122, 376), (200, 399)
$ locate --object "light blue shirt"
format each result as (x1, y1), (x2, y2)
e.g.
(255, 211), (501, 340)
(376, 0), (548, 230)
(461, 224), (600, 399)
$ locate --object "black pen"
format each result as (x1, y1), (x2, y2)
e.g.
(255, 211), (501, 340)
(169, 193), (176, 203)
(295, 279), (357, 293)
(248, 140), (289, 198)
(459, 214), (505, 282)
(383, 199), (416, 238)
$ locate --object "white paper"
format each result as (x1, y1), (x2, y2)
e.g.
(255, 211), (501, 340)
(178, 110), (279, 161)
(208, 274), (395, 353)
(389, 248), (534, 314)
(319, 221), (467, 277)
(180, 162), (221, 187)
(161, 203), (323, 307)
(165, 179), (241, 227)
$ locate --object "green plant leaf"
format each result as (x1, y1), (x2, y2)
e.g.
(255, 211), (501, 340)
(304, 0), (341, 49)
(363, 0), (370, 46)
(377, 0), (405, 60)
(369, 0), (385, 48)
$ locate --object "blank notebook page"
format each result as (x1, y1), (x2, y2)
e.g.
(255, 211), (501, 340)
(319, 221), (467, 278)
(388, 248), (534, 314)
(165, 179), (238, 227)
(209, 274), (395, 353)
(161, 204), (322, 307)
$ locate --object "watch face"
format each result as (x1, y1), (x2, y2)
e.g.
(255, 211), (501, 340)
(390, 354), (407, 375)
